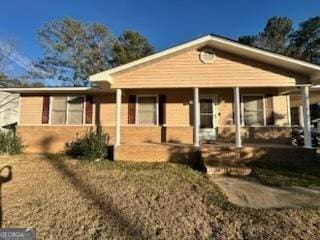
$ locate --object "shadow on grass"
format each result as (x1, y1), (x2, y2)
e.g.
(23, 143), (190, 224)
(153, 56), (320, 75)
(0, 165), (12, 227)
(44, 153), (152, 239)
(247, 148), (320, 187)
(41, 137), (151, 240)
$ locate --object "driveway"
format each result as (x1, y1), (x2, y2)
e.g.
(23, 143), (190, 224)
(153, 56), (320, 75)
(212, 176), (320, 209)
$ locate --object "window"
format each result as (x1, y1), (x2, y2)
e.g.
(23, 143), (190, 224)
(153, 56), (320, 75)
(51, 96), (84, 125)
(136, 96), (158, 125)
(51, 97), (67, 125)
(242, 95), (265, 126)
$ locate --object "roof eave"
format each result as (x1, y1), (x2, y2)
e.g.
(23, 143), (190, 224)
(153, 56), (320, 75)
(0, 87), (112, 94)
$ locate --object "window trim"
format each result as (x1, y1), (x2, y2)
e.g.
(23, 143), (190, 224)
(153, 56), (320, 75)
(135, 95), (159, 126)
(49, 95), (86, 126)
(241, 94), (266, 127)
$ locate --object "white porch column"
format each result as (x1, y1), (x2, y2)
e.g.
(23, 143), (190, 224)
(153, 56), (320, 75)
(115, 88), (122, 146)
(301, 86), (312, 148)
(233, 87), (242, 148)
(193, 87), (200, 147)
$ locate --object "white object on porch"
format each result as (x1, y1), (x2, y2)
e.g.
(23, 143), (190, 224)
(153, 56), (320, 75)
(301, 86), (312, 148)
(193, 87), (200, 147)
(233, 87), (242, 148)
(298, 105), (304, 127)
(115, 88), (122, 146)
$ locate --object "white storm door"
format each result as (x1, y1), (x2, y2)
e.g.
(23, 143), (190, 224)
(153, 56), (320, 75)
(199, 95), (217, 141)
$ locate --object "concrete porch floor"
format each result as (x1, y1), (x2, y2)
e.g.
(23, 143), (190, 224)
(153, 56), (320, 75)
(119, 141), (296, 148)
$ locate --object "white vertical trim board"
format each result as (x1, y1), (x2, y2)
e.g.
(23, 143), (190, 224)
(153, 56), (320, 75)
(193, 88), (200, 147)
(301, 86), (312, 148)
(17, 94), (21, 126)
(286, 95), (291, 126)
(233, 87), (242, 148)
(115, 88), (122, 146)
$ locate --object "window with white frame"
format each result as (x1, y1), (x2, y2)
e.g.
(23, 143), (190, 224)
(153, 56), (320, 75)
(136, 96), (158, 125)
(51, 96), (85, 125)
(242, 95), (265, 126)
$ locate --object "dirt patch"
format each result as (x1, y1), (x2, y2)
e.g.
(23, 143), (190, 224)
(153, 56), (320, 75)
(212, 176), (320, 209)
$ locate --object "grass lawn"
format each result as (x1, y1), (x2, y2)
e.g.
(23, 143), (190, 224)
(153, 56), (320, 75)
(248, 151), (320, 188)
(1, 154), (319, 239)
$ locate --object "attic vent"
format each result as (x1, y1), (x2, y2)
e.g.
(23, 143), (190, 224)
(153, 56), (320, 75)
(200, 49), (215, 63)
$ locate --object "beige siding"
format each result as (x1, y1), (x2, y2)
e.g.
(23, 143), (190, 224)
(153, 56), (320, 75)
(19, 95), (43, 126)
(165, 89), (191, 126)
(112, 47), (309, 88)
(94, 94), (115, 125)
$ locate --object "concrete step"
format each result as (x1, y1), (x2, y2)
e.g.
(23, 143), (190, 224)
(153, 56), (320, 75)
(200, 147), (251, 175)
(206, 165), (251, 175)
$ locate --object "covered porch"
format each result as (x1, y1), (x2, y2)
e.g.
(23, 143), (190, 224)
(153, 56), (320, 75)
(112, 86), (312, 149)
(106, 85), (315, 172)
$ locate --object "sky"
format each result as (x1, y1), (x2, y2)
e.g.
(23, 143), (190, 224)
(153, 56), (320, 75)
(0, 0), (320, 78)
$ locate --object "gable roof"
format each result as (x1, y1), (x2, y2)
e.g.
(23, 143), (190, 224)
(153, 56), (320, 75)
(89, 34), (320, 85)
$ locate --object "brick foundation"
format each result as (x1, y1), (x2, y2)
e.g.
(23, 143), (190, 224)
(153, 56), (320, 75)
(17, 125), (292, 154)
(114, 144), (200, 163)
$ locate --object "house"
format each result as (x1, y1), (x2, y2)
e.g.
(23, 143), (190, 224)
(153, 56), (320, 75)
(3, 34), (320, 164)
(0, 91), (19, 131)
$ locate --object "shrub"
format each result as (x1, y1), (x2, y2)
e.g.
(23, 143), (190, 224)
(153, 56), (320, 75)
(65, 128), (109, 160)
(0, 131), (25, 155)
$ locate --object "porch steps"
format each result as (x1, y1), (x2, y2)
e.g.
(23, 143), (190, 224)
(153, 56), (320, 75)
(200, 147), (251, 176)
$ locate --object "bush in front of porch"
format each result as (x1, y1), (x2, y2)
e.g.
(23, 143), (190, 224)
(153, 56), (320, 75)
(65, 128), (110, 161)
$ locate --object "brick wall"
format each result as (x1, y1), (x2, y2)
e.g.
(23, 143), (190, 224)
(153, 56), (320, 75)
(217, 126), (291, 144)
(17, 126), (94, 153)
(114, 144), (199, 163)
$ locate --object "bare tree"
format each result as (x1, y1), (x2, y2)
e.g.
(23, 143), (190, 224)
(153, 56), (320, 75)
(0, 40), (15, 74)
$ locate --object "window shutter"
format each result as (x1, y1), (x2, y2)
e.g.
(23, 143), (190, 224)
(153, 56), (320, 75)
(128, 95), (136, 124)
(85, 96), (93, 124)
(42, 95), (50, 124)
(159, 95), (166, 125)
(265, 95), (275, 125)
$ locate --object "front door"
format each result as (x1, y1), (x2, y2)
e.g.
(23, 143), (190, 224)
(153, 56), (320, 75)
(199, 95), (217, 142)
